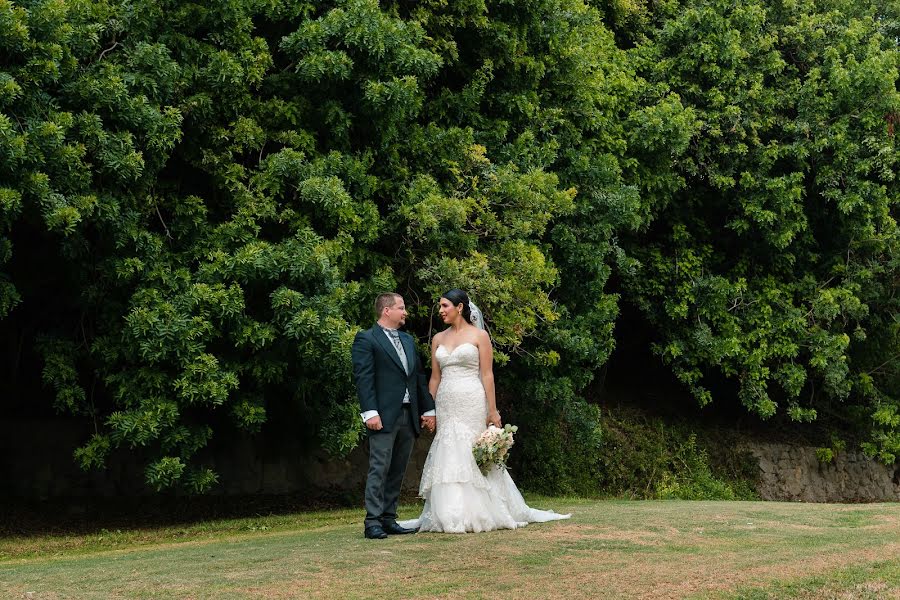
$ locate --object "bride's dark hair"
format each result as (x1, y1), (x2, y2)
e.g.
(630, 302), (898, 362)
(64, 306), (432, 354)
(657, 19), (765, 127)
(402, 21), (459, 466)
(442, 288), (473, 325)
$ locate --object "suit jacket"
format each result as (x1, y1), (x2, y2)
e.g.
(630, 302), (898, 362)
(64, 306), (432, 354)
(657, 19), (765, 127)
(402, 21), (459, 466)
(351, 324), (435, 435)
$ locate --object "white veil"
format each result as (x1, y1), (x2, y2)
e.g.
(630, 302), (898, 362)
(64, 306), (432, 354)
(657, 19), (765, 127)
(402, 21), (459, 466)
(469, 300), (486, 331)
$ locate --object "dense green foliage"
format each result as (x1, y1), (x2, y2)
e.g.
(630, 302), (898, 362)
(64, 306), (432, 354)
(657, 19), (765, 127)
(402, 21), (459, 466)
(1, 0), (896, 493)
(623, 0), (900, 465)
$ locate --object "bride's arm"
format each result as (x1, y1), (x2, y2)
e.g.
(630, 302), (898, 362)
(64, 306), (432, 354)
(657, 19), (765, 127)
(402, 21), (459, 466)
(478, 330), (501, 427)
(429, 335), (442, 398)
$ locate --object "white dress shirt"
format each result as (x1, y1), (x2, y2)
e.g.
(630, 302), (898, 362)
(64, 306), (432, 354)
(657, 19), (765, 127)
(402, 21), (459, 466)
(360, 327), (436, 423)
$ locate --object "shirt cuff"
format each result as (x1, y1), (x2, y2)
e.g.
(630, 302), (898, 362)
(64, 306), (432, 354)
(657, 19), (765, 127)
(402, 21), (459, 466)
(360, 410), (380, 423)
(421, 410), (435, 417)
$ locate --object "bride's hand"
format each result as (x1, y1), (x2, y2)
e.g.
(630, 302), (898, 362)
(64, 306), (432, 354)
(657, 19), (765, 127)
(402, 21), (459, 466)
(487, 410), (501, 428)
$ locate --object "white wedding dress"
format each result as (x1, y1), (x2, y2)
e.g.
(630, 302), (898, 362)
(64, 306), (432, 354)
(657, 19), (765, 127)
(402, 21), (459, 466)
(399, 343), (570, 533)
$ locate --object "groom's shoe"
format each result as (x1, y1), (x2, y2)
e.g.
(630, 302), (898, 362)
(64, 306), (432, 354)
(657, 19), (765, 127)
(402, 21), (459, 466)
(364, 525), (388, 539)
(382, 521), (418, 535)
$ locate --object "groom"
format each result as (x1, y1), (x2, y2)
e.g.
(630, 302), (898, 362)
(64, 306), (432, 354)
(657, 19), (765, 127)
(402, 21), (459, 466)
(352, 292), (436, 539)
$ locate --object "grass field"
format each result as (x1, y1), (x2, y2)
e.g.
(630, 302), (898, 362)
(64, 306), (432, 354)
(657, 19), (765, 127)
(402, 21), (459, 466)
(1, 498), (897, 599)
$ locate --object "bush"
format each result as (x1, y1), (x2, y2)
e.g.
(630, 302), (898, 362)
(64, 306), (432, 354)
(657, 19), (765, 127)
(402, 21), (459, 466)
(596, 408), (759, 500)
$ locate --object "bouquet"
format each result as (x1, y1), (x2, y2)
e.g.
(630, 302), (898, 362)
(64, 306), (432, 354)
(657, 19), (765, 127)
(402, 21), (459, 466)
(472, 424), (518, 475)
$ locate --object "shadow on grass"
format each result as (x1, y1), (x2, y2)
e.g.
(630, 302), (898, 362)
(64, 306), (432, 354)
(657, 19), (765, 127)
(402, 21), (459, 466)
(0, 490), (370, 538)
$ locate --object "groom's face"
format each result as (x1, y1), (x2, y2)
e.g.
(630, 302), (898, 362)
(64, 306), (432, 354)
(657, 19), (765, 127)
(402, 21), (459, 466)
(384, 297), (407, 328)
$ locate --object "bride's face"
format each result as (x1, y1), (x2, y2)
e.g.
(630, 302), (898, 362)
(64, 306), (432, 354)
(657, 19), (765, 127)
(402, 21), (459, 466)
(438, 298), (462, 324)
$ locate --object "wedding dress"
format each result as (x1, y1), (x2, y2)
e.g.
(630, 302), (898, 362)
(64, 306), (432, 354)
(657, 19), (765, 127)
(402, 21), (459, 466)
(398, 342), (570, 533)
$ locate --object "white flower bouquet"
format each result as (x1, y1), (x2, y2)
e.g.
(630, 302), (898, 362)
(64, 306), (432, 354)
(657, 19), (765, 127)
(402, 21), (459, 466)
(472, 424), (518, 475)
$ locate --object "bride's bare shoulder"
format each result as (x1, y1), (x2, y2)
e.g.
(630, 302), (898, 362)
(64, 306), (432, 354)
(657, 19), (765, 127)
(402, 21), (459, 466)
(473, 328), (491, 346)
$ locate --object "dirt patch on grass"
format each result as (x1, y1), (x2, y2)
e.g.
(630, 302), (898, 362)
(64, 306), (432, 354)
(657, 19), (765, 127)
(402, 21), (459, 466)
(5, 501), (899, 599)
(549, 542), (900, 600)
(532, 524), (665, 546)
(874, 513), (900, 527)
(227, 514), (900, 600)
(227, 536), (900, 599)
(787, 580), (900, 600)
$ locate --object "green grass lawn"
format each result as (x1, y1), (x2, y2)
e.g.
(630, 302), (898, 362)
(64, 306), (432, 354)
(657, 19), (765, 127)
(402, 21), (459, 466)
(1, 498), (897, 599)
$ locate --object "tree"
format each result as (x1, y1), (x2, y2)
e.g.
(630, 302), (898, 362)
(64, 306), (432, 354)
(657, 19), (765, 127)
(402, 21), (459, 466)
(621, 0), (900, 461)
(4, 0), (621, 492)
(2, 0), (896, 496)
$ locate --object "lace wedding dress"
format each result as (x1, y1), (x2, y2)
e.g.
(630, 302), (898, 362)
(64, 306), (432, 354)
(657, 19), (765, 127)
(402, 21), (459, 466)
(398, 343), (570, 533)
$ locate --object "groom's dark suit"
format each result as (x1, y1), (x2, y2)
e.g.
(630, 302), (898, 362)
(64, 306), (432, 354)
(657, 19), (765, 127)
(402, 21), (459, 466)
(352, 324), (435, 531)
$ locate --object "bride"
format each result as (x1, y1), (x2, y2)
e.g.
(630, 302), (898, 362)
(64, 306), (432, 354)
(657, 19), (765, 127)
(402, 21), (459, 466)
(399, 289), (570, 533)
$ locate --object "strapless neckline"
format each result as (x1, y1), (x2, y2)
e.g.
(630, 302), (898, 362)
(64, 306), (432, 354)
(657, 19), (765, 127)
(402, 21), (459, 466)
(436, 342), (477, 355)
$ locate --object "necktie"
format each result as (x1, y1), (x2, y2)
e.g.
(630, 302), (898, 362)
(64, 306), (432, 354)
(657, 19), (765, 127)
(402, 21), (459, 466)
(388, 330), (409, 374)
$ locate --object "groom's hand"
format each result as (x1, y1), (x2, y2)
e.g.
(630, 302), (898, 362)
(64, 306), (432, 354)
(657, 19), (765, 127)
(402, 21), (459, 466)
(421, 415), (435, 433)
(365, 415), (383, 431)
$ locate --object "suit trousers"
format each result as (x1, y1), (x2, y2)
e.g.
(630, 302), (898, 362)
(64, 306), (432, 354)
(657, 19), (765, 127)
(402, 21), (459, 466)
(364, 406), (416, 529)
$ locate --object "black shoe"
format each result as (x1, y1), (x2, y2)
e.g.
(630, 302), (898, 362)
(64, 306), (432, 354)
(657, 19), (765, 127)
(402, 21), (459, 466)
(364, 525), (388, 539)
(382, 521), (418, 535)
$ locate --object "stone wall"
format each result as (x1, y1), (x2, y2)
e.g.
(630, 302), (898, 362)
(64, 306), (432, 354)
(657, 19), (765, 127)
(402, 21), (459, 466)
(742, 441), (900, 502)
